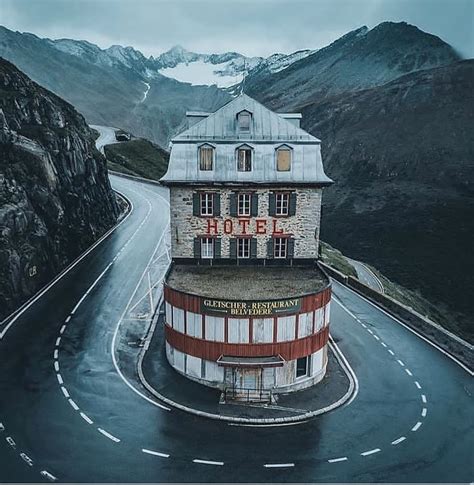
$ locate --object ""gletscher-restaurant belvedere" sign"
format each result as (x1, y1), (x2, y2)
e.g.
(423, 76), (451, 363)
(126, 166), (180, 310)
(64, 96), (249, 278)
(202, 297), (301, 317)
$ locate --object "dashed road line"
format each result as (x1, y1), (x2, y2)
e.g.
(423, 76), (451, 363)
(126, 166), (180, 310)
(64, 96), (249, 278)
(405, 368), (413, 376)
(80, 412), (93, 425)
(381, 342), (387, 348)
(373, 335), (380, 341)
(68, 399), (79, 411)
(397, 359), (405, 367)
(55, 337), (61, 347)
(388, 349), (395, 356)
(98, 428), (120, 442)
(40, 470), (57, 482)
(421, 394), (427, 403)
(415, 381), (422, 389)
(65, 315), (71, 323)
(421, 408), (427, 417)
(20, 452), (34, 466)
(6, 436), (16, 448)
(60, 386), (70, 398)
(0, 422), (4, 432)
(53, 349), (58, 359)
(367, 328), (374, 335)
(412, 421), (422, 432)
(54, 361), (59, 372)
(59, 324), (66, 335)
(142, 448), (170, 458)
(264, 463), (295, 468)
(391, 436), (406, 445)
(361, 448), (381, 456)
(56, 373), (63, 385)
(193, 459), (224, 466)
(328, 457), (348, 463)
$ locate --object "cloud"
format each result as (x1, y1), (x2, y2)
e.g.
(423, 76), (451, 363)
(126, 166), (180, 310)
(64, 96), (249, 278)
(1, 0), (472, 57)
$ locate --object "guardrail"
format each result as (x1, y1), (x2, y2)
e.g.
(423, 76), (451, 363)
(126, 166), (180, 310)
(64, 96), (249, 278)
(223, 386), (272, 403)
(320, 261), (473, 371)
(108, 170), (162, 187)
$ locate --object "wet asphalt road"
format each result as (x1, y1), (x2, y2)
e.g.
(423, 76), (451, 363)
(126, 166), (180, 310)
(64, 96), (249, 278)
(0, 175), (472, 483)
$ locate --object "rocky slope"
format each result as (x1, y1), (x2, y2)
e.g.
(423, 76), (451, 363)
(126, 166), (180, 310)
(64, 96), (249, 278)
(300, 60), (474, 340)
(0, 58), (119, 321)
(246, 22), (461, 109)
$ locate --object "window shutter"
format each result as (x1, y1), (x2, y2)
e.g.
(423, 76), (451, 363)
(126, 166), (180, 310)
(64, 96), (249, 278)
(268, 193), (276, 216)
(194, 237), (201, 258)
(214, 238), (222, 259)
(213, 193), (221, 216)
(289, 192), (297, 216)
(251, 193), (259, 216)
(267, 238), (274, 259)
(250, 238), (257, 259)
(193, 193), (200, 216)
(287, 238), (295, 258)
(229, 193), (237, 217)
(229, 239), (237, 259)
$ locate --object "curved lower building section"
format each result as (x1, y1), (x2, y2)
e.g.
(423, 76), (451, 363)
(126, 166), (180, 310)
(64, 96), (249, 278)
(163, 263), (331, 396)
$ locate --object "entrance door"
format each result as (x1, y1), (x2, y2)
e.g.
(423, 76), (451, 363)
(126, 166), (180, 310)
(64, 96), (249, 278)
(233, 368), (262, 400)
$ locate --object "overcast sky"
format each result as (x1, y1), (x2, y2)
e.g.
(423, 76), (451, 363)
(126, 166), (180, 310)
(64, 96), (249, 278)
(1, 0), (473, 58)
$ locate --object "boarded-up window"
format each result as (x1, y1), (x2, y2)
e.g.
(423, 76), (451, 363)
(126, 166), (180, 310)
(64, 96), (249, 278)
(238, 112), (251, 132)
(314, 308), (324, 332)
(228, 318), (250, 343)
(205, 315), (225, 342)
(298, 312), (314, 338)
(172, 307), (185, 333)
(276, 147), (291, 171)
(199, 146), (214, 170)
(186, 311), (202, 338)
(277, 315), (296, 342)
(253, 318), (274, 343)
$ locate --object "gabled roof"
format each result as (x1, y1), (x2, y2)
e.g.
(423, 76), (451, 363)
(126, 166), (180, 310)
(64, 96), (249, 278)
(172, 93), (320, 143)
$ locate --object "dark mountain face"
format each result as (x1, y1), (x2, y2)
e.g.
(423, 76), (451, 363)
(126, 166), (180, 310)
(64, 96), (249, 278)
(300, 60), (474, 339)
(0, 58), (119, 321)
(246, 22), (461, 110)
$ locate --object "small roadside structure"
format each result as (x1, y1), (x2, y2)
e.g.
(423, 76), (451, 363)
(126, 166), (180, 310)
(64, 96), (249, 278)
(160, 93), (333, 402)
(115, 130), (131, 141)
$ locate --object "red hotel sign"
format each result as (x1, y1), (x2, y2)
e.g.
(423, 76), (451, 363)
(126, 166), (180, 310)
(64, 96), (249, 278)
(206, 218), (284, 236)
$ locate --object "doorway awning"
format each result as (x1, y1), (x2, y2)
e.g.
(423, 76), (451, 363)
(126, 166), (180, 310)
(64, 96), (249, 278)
(217, 355), (285, 368)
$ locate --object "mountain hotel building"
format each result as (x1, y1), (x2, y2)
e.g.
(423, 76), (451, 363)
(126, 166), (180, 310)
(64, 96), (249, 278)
(161, 94), (333, 400)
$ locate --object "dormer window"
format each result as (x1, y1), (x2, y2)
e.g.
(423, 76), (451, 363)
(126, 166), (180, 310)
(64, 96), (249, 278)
(276, 145), (292, 171)
(237, 110), (252, 133)
(199, 144), (214, 171)
(236, 145), (253, 172)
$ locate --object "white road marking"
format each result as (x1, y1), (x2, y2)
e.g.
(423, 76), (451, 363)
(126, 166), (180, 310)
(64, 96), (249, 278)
(142, 448), (170, 458)
(55, 337), (61, 347)
(53, 349), (58, 359)
(40, 470), (57, 482)
(367, 328), (374, 334)
(0, 422), (5, 432)
(65, 316), (71, 323)
(415, 381), (422, 389)
(56, 373), (63, 385)
(381, 342), (387, 347)
(264, 463), (295, 468)
(361, 323), (367, 328)
(98, 428), (120, 442)
(421, 394), (427, 403)
(193, 459), (224, 466)
(397, 359), (405, 367)
(61, 386), (70, 398)
(412, 421), (422, 432)
(20, 452), (34, 466)
(421, 407), (427, 417)
(54, 361), (59, 372)
(391, 436), (406, 445)
(80, 412), (93, 424)
(405, 368), (413, 376)
(59, 325), (66, 334)
(373, 335), (380, 340)
(68, 399), (79, 411)
(328, 457), (348, 463)
(6, 436), (16, 448)
(361, 448), (381, 456)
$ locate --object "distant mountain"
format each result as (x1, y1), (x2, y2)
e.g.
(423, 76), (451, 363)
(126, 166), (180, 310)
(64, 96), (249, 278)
(300, 60), (474, 340)
(0, 58), (119, 321)
(246, 22), (461, 109)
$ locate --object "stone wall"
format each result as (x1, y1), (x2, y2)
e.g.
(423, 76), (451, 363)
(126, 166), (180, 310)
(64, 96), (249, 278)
(169, 186), (322, 259)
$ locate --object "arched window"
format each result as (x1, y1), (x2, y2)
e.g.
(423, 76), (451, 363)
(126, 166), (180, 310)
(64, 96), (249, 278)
(237, 110), (252, 133)
(276, 145), (292, 171)
(198, 144), (214, 171)
(236, 144), (253, 172)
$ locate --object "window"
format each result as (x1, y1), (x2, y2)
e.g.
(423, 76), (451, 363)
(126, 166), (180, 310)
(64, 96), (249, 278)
(296, 356), (309, 378)
(199, 145), (214, 171)
(274, 237), (288, 259)
(238, 193), (251, 216)
(237, 147), (252, 172)
(237, 237), (251, 259)
(275, 193), (290, 216)
(200, 237), (214, 259)
(238, 111), (251, 132)
(276, 147), (292, 171)
(200, 193), (213, 216)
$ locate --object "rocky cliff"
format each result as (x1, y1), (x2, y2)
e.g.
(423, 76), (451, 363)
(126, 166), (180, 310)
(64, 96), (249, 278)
(0, 57), (119, 321)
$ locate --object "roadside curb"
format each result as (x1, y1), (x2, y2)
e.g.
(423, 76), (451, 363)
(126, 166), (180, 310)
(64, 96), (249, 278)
(136, 309), (357, 425)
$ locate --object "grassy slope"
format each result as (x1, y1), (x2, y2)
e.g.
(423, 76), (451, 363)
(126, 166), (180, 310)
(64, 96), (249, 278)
(104, 138), (170, 180)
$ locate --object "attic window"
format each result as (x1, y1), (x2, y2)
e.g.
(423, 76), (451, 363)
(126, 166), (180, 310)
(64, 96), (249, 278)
(276, 146), (292, 171)
(237, 111), (251, 133)
(199, 145), (214, 171)
(237, 146), (252, 172)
